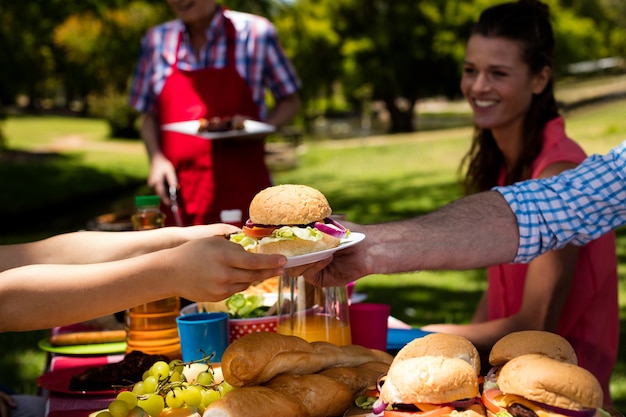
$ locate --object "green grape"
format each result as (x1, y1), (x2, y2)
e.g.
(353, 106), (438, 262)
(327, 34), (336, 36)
(169, 370), (182, 383)
(218, 381), (235, 395)
(126, 406), (148, 417)
(138, 393), (165, 417)
(165, 388), (185, 409)
(95, 412), (113, 417)
(195, 371), (214, 386)
(150, 361), (171, 381)
(169, 359), (184, 375)
(143, 376), (158, 393)
(142, 370), (150, 381)
(181, 386), (202, 407)
(132, 381), (146, 395)
(201, 388), (221, 407)
(116, 390), (138, 409)
(108, 399), (130, 417)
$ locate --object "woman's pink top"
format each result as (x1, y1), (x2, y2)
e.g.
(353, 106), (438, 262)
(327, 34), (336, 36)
(488, 116), (619, 402)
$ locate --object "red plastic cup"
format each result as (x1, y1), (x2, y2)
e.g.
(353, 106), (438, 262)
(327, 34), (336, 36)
(349, 303), (390, 351)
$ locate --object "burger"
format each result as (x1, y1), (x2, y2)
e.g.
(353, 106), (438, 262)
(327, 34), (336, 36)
(229, 184), (348, 257)
(367, 334), (484, 416)
(481, 354), (608, 417)
(393, 333), (482, 375)
(375, 355), (485, 416)
(485, 331), (577, 391)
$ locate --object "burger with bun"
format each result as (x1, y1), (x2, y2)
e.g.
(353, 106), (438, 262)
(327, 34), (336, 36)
(482, 354), (609, 417)
(229, 184), (348, 257)
(375, 355), (485, 416)
(485, 331), (577, 391)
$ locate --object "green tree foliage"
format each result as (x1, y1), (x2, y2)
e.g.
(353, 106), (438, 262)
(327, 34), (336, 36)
(0, 0), (623, 136)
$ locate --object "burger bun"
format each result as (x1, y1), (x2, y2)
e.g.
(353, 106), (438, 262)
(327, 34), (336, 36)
(380, 355), (479, 405)
(393, 333), (481, 375)
(249, 184), (332, 225)
(489, 330), (577, 366)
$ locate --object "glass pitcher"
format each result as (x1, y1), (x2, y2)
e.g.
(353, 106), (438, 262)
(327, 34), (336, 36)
(276, 271), (351, 345)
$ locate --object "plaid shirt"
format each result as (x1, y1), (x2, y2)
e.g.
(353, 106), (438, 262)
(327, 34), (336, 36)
(495, 140), (626, 263)
(128, 7), (301, 118)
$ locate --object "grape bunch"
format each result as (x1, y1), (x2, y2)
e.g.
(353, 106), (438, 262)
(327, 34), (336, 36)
(94, 358), (234, 417)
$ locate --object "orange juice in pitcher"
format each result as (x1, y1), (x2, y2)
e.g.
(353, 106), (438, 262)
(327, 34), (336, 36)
(276, 273), (351, 345)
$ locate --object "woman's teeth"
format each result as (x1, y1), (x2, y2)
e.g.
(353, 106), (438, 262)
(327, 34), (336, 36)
(474, 99), (497, 108)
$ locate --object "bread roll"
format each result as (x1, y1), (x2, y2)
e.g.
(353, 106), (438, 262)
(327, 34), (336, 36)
(205, 361), (389, 417)
(202, 386), (305, 417)
(221, 332), (392, 387)
(318, 361), (389, 394)
(264, 373), (353, 417)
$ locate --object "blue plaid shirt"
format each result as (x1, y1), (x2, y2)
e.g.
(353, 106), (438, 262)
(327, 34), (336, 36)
(129, 7), (301, 118)
(495, 140), (626, 263)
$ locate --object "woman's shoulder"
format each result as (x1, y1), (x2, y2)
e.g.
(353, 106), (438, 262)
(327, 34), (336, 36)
(532, 117), (586, 177)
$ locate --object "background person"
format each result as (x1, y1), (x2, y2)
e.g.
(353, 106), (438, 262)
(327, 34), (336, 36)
(0, 386), (44, 417)
(129, 0), (301, 226)
(414, 0), (617, 402)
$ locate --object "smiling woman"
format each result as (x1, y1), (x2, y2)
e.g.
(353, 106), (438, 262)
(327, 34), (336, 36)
(420, 0), (620, 406)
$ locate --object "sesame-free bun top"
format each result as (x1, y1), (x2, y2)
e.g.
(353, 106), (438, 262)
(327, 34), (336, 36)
(392, 333), (481, 375)
(380, 355), (479, 405)
(249, 184), (332, 225)
(498, 354), (602, 410)
(489, 330), (577, 366)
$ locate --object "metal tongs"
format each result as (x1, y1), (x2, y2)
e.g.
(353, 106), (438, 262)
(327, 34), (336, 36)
(169, 185), (184, 226)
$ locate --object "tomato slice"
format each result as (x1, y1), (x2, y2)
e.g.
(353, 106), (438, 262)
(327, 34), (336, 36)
(242, 225), (278, 238)
(384, 406), (454, 417)
(481, 389), (505, 414)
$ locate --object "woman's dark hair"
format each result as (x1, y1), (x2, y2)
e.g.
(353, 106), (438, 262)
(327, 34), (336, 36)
(460, 0), (559, 194)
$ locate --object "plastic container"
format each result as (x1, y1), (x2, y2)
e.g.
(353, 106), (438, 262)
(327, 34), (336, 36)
(125, 195), (181, 359)
(276, 272), (351, 345)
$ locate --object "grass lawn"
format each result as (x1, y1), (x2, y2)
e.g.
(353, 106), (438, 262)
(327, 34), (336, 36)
(1, 96), (626, 408)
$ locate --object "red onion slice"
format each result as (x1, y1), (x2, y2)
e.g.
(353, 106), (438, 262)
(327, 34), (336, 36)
(314, 218), (348, 238)
(372, 398), (388, 415)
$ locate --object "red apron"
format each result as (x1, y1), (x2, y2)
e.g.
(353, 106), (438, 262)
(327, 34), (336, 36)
(157, 17), (271, 226)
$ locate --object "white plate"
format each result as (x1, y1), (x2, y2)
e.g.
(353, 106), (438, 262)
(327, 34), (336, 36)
(161, 119), (275, 139)
(284, 232), (365, 268)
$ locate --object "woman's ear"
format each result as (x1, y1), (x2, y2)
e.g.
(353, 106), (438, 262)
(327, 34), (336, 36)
(532, 65), (551, 94)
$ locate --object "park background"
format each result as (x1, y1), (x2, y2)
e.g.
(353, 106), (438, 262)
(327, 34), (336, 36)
(2, 0), (626, 411)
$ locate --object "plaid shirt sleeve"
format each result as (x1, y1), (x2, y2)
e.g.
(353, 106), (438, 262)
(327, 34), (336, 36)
(128, 29), (163, 115)
(260, 21), (301, 100)
(495, 140), (626, 263)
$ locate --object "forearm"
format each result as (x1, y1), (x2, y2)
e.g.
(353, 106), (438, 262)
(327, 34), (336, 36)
(0, 229), (187, 271)
(0, 250), (175, 331)
(0, 225), (238, 271)
(140, 112), (163, 161)
(361, 191), (519, 273)
(265, 94), (300, 128)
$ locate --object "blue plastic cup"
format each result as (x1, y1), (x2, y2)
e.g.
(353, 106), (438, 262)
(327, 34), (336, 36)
(176, 312), (229, 362)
